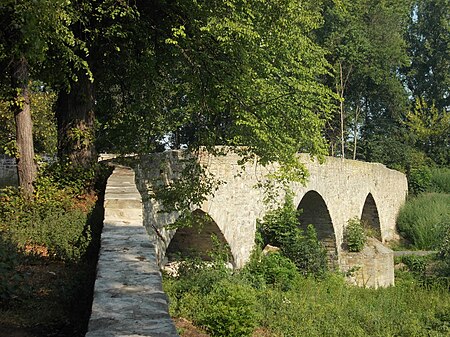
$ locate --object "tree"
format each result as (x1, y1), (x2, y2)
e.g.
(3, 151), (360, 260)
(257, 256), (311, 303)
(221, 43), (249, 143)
(405, 0), (450, 112)
(2, 0), (335, 186)
(95, 0), (334, 181)
(316, 0), (411, 160)
(404, 98), (450, 164)
(401, 0), (450, 166)
(52, 0), (137, 168)
(0, 0), (96, 196)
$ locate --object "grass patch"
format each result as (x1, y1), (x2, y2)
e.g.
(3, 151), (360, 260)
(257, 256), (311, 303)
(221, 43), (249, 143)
(397, 193), (450, 250)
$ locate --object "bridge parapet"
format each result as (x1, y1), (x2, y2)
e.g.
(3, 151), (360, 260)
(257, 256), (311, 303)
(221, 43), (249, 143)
(87, 165), (179, 337)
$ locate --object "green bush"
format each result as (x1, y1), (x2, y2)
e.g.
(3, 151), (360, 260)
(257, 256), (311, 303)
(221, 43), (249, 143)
(164, 261), (258, 337)
(0, 163), (101, 262)
(5, 207), (90, 261)
(408, 166), (432, 195)
(0, 236), (21, 304)
(282, 224), (328, 277)
(258, 193), (299, 247)
(257, 195), (328, 277)
(344, 217), (367, 252)
(438, 228), (450, 276)
(401, 255), (429, 277)
(39, 161), (100, 194)
(397, 193), (450, 249)
(164, 249), (450, 337)
(242, 251), (299, 290)
(176, 258), (231, 295)
(196, 279), (258, 337)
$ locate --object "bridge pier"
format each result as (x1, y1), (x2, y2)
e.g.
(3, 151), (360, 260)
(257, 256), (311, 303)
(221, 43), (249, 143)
(341, 238), (395, 288)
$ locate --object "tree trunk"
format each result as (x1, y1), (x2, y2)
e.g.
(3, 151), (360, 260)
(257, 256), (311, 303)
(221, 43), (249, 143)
(12, 57), (36, 198)
(56, 71), (96, 168)
(338, 62), (345, 160)
(352, 104), (361, 160)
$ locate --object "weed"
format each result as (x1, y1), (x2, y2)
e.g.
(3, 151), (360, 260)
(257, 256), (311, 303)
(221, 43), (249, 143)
(429, 167), (450, 194)
(408, 166), (432, 195)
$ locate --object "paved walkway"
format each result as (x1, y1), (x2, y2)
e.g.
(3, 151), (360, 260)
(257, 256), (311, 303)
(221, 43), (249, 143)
(86, 166), (179, 337)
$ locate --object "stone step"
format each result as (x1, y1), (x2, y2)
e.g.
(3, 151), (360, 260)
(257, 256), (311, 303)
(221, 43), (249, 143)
(104, 198), (142, 209)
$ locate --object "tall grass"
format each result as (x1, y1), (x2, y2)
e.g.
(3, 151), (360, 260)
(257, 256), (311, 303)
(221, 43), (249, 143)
(397, 193), (450, 249)
(430, 167), (450, 193)
(260, 275), (450, 337)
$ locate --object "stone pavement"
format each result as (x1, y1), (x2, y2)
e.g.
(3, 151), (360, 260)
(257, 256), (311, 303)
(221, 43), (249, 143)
(86, 165), (179, 337)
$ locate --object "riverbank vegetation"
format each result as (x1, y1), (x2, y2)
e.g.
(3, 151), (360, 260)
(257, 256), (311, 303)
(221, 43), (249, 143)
(164, 250), (450, 337)
(0, 163), (110, 336)
(397, 167), (450, 250)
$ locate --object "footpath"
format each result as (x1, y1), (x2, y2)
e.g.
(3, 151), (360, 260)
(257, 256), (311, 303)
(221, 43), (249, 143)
(85, 165), (179, 337)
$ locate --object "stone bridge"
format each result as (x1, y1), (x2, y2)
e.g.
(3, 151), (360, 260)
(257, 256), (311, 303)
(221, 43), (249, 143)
(134, 150), (408, 284)
(86, 151), (409, 335)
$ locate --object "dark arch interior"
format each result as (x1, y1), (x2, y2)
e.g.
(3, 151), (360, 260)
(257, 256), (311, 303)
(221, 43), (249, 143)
(297, 191), (337, 262)
(361, 193), (381, 240)
(166, 209), (233, 263)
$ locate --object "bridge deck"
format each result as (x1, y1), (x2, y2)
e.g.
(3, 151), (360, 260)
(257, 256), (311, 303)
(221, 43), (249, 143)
(86, 165), (179, 337)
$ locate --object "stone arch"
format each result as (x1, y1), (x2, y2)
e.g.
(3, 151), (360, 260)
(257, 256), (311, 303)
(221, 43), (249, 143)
(297, 190), (337, 262)
(361, 193), (381, 240)
(165, 209), (233, 264)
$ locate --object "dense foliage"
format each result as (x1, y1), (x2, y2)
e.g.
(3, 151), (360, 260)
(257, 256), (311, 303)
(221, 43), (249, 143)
(1, 0), (448, 192)
(344, 217), (367, 252)
(164, 252), (450, 336)
(0, 163), (109, 305)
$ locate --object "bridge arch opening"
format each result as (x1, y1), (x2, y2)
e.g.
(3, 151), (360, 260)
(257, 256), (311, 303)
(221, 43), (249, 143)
(361, 193), (381, 240)
(165, 209), (233, 264)
(297, 191), (337, 262)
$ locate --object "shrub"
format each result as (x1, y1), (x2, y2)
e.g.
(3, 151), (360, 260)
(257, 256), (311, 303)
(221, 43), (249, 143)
(438, 228), (450, 276)
(0, 236), (21, 304)
(408, 166), (432, 195)
(242, 251), (299, 290)
(401, 255), (429, 277)
(344, 217), (366, 252)
(196, 279), (258, 337)
(176, 258), (231, 295)
(5, 207), (90, 261)
(164, 260), (258, 337)
(257, 193), (299, 247)
(282, 224), (328, 277)
(39, 160), (100, 194)
(0, 162), (102, 262)
(257, 195), (328, 277)
(397, 193), (450, 249)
